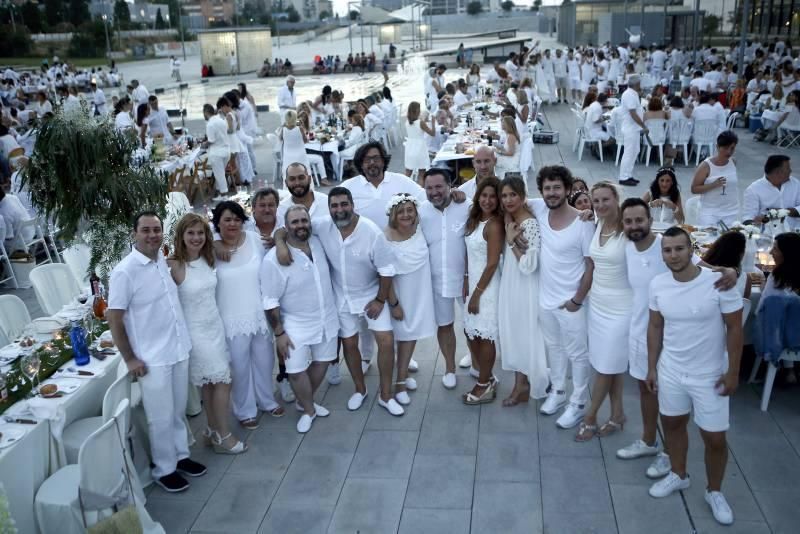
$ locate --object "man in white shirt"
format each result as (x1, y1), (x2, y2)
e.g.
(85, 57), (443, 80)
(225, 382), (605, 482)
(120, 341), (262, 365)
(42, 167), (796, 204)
(567, 50), (581, 104)
(170, 55), (181, 82)
(63, 86), (81, 114)
(229, 51), (238, 76)
(453, 79), (471, 110)
(584, 93), (610, 141)
(651, 45), (667, 80)
(262, 205), (337, 433)
(32, 91), (52, 117)
(277, 163), (329, 223)
(147, 95), (176, 144)
(0, 190), (33, 251)
(419, 168), (471, 390)
(91, 81), (106, 115)
(689, 71), (711, 93)
(691, 93), (721, 124)
(541, 49), (557, 102)
(277, 76), (296, 116)
(459, 146), (497, 200)
(553, 49), (569, 104)
(130, 79), (149, 106)
(526, 166), (594, 429)
(646, 227), (742, 526)
(202, 103), (230, 196)
(618, 75), (646, 186)
(107, 212), (207, 493)
(743, 154), (800, 230)
(618, 43), (630, 64)
(505, 53), (519, 82)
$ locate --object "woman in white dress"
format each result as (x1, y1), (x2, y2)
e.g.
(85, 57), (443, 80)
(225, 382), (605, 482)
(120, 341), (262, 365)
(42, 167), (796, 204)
(498, 177), (548, 406)
(135, 103), (149, 148)
(225, 91), (254, 185)
(463, 178), (505, 405)
(168, 214), (246, 454)
(642, 167), (685, 225)
(576, 182), (633, 441)
(466, 64), (481, 97)
(217, 97), (240, 186)
(404, 101), (435, 181)
(278, 110), (311, 182)
(383, 193), (436, 407)
(339, 112), (366, 160)
(212, 201), (284, 430)
(494, 116), (521, 179)
(113, 96), (135, 132)
(690, 130), (740, 226)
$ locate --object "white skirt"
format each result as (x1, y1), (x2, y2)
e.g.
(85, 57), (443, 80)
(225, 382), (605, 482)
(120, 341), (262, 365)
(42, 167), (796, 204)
(392, 263), (436, 341)
(588, 299), (631, 374)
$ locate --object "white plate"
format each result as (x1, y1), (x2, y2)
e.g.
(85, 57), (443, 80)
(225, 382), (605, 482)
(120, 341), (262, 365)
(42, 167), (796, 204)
(0, 426), (25, 449)
(46, 378), (82, 395)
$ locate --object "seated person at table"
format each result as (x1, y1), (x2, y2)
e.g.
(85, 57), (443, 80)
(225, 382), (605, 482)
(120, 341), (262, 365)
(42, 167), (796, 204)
(0, 189), (34, 252)
(584, 93), (611, 142)
(742, 154), (800, 231)
(493, 116), (520, 179)
(453, 79), (471, 110)
(426, 110), (450, 155)
(642, 167), (685, 224)
(644, 95), (670, 121)
(340, 112), (366, 163)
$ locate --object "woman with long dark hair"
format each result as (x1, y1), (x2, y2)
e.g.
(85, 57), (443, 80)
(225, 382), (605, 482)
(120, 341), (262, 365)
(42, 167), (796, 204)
(642, 167), (685, 224)
(702, 231), (750, 298)
(136, 103), (149, 148)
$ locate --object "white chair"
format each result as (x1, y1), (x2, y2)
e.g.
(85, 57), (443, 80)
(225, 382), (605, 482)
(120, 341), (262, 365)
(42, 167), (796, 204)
(571, 109), (585, 152)
(34, 400), (164, 534)
(15, 218), (53, 265)
(29, 263), (81, 316)
(667, 117), (693, 166)
(691, 119), (719, 166)
(307, 153), (325, 188)
(337, 145), (360, 181)
(684, 196), (702, 226)
(63, 373), (132, 464)
(519, 136), (535, 174)
(0, 294), (30, 346)
(776, 118), (800, 148)
(61, 243), (91, 287)
(266, 132), (282, 186)
(726, 111), (740, 130)
(0, 239), (18, 290)
(577, 126), (604, 162)
(748, 349), (800, 411)
(643, 118), (667, 167)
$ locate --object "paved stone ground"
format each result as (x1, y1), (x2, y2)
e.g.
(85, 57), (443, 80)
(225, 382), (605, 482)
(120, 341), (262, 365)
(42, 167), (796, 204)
(5, 67), (800, 533)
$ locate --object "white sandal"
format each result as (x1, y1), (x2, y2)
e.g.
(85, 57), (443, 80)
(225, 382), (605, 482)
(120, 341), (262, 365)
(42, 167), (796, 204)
(212, 432), (248, 455)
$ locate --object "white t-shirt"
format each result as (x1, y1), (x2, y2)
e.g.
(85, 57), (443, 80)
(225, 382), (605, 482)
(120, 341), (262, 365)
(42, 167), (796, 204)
(649, 267), (742, 375)
(529, 199), (594, 310)
(620, 88), (643, 133)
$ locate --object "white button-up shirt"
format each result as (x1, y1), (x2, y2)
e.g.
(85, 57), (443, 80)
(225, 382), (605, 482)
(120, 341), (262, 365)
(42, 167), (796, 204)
(146, 108), (172, 141)
(260, 237), (339, 345)
(132, 85), (149, 106)
(276, 192), (329, 226)
(419, 199), (470, 298)
(341, 172), (425, 229)
(206, 114), (230, 158)
(313, 216), (395, 314)
(743, 176), (800, 230)
(108, 248), (191, 366)
(277, 85), (296, 112)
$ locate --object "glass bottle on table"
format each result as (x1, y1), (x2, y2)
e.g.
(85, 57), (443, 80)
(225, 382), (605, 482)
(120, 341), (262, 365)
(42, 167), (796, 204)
(90, 271), (107, 320)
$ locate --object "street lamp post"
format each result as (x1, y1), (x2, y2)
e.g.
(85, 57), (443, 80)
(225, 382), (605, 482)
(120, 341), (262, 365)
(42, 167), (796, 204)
(102, 14), (111, 61)
(737, 0), (750, 76)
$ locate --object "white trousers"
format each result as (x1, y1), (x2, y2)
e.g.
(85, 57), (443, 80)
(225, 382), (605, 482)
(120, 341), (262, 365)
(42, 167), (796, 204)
(618, 129), (641, 181)
(227, 332), (278, 420)
(539, 306), (591, 406)
(209, 154), (229, 194)
(139, 358), (190, 478)
(246, 142), (257, 173)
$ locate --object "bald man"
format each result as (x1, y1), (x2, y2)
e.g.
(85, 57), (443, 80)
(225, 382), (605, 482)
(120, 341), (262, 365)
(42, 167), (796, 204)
(459, 145), (497, 200)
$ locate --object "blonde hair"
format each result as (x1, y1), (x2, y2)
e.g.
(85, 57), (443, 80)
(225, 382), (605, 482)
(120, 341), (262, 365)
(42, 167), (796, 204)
(407, 101), (421, 124)
(284, 109), (297, 128)
(501, 116), (520, 142)
(590, 180), (622, 232)
(351, 113), (365, 129)
(388, 198), (419, 230)
(517, 89), (529, 106)
(171, 213), (215, 267)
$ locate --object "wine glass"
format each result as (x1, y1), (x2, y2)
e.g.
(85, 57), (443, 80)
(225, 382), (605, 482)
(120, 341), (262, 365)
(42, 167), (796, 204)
(21, 353), (41, 397)
(77, 292), (89, 305)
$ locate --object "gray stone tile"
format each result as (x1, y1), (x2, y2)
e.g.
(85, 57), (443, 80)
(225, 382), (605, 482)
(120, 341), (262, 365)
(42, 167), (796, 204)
(476, 432), (539, 482)
(364, 385), (429, 431)
(753, 489), (800, 534)
(472, 482), (543, 534)
(192, 472), (279, 532)
(425, 377), (477, 412)
(227, 428), (303, 478)
(272, 452), (353, 507)
(683, 460), (765, 523)
(538, 415), (603, 458)
(727, 433), (800, 491)
(258, 504), (334, 534)
(349, 429), (419, 479)
(327, 478), (408, 534)
(148, 446), (229, 502)
(542, 511), (618, 534)
(541, 457), (612, 515)
(693, 519), (772, 534)
(418, 409), (479, 456)
(146, 498), (204, 534)
(296, 409), (368, 455)
(610, 483), (691, 534)
(405, 454), (476, 510)
(479, 396), (539, 433)
(399, 508), (471, 534)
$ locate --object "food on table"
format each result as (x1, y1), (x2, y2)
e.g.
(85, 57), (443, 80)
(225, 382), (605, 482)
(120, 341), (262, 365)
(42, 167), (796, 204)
(100, 339), (114, 349)
(39, 384), (58, 397)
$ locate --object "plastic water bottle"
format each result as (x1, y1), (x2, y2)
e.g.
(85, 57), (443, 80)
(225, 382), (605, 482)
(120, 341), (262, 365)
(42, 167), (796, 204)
(69, 320), (91, 366)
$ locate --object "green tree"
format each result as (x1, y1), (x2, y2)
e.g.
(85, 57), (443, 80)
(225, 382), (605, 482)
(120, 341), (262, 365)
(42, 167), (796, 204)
(67, 0), (89, 27)
(286, 5), (300, 22)
(44, 0), (62, 27)
(349, 9), (358, 21)
(501, 1), (514, 12)
(68, 20), (108, 57)
(531, 0), (541, 11)
(466, 1), (482, 15)
(703, 14), (720, 45)
(241, 1), (262, 25)
(0, 24), (32, 55)
(319, 10), (330, 20)
(21, 1), (42, 33)
(168, 0), (181, 27)
(155, 7), (166, 28)
(113, 0), (131, 30)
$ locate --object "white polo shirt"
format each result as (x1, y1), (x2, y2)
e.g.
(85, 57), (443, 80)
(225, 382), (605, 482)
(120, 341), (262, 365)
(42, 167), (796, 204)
(260, 237), (339, 345)
(108, 248), (191, 366)
(419, 198), (471, 299)
(743, 176), (800, 230)
(146, 108), (172, 140)
(341, 172), (425, 229)
(276, 192), (329, 226)
(620, 87), (643, 133)
(313, 216), (396, 314)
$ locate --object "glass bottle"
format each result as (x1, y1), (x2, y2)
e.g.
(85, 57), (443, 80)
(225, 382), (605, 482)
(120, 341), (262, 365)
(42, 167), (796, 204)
(69, 320), (91, 366)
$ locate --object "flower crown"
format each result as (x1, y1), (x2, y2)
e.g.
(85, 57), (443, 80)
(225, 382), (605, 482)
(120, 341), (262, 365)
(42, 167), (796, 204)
(385, 193), (420, 216)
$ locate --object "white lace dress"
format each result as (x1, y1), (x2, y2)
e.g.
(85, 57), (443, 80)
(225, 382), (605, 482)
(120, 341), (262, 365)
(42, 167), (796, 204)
(215, 231), (269, 339)
(498, 218), (548, 398)
(385, 229), (436, 342)
(177, 258), (232, 386)
(464, 219), (501, 341)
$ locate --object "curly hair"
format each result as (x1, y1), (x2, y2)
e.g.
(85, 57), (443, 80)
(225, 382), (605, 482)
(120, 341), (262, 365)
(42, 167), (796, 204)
(536, 165), (573, 194)
(353, 142), (391, 175)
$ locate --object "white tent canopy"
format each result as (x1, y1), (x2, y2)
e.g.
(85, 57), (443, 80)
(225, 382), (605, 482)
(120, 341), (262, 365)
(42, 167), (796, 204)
(353, 5), (407, 25)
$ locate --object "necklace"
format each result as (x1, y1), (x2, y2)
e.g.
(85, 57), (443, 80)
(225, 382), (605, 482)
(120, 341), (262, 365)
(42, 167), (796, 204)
(600, 231), (616, 237)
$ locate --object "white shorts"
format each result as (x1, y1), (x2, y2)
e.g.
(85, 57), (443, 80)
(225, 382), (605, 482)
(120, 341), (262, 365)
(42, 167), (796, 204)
(657, 363), (729, 432)
(555, 76), (568, 89)
(628, 336), (648, 381)
(433, 292), (462, 327)
(569, 77), (581, 90)
(338, 305), (392, 338)
(284, 334), (337, 374)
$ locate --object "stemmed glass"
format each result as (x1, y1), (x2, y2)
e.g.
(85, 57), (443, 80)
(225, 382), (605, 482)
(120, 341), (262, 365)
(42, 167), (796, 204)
(21, 353), (41, 397)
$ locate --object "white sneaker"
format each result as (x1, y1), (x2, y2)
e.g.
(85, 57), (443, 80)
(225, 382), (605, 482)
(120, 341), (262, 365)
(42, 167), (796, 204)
(378, 397), (405, 416)
(540, 390), (567, 415)
(279, 380), (295, 402)
(361, 360), (370, 375)
(648, 472), (690, 498)
(442, 373), (457, 389)
(296, 413), (315, 433)
(395, 391), (411, 405)
(556, 403), (586, 429)
(617, 439), (660, 460)
(646, 452), (672, 479)
(405, 377), (417, 391)
(458, 354), (471, 368)
(469, 367), (480, 379)
(295, 402), (330, 417)
(326, 363), (342, 385)
(347, 390), (368, 411)
(408, 358), (419, 372)
(705, 490), (734, 525)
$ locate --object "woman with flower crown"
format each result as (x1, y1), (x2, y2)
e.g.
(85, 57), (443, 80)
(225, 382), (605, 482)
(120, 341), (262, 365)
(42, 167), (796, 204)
(381, 193), (436, 407)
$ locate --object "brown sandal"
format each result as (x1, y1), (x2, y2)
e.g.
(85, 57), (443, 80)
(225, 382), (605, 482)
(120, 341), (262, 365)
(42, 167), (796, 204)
(574, 422), (598, 442)
(597, 418), (626, 437)
(502, 388), (530, 407)
(267, 406), (285, 418)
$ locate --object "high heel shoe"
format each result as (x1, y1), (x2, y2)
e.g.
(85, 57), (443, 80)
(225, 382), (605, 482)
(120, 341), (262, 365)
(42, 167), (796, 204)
(202, 427), (215, 447)
(212, 432), (248, 455)
(597, 417), (626, 438)
(502, 387), (530, 407)
(462, 381), (496, 405)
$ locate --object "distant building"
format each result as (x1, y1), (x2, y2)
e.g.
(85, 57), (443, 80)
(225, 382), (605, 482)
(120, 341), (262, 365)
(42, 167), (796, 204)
(181, 0), (236, 28)
(129, 3), (171, 25)
(318, 0), (333, 17)
(272, 0), (320, 20)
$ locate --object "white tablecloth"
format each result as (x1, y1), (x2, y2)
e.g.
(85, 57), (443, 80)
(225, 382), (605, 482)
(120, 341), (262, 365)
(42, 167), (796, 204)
(0, 352), (121, 534)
